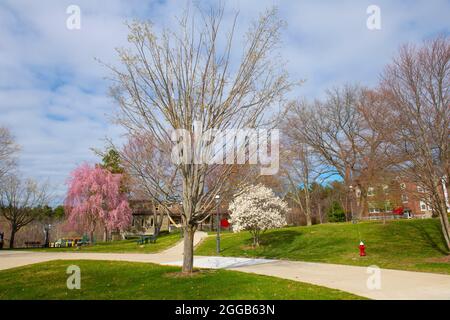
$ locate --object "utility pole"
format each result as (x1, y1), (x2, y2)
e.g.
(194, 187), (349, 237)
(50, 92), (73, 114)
(215, 194), (220, 254)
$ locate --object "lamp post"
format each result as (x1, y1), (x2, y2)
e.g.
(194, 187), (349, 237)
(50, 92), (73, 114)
(349, 185), (355, 223)
(179, 202), (183, 238)
(43, 224), (52, 248)
(215, 194), (220, 254)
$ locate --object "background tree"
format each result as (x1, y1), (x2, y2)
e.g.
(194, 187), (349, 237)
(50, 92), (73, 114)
(327, 179), (353, 221)
(109, 6), (292, 272)
(310, 182), (332, 224)
(280, 141), (315, 226)
(52, 205), (65, 220)
(379, 36), (450, 248)
(101, 149), (124, 174)
(229, 184), (287, 246)
(327, 200), (346, 222)
(0, 127), (20, 182)
(64, 163), (132, 242)
(120, 133), (180, 238)
(0, 175), (51, 248)
(35, 205), (65, 225)
(286, 86), (394, 219)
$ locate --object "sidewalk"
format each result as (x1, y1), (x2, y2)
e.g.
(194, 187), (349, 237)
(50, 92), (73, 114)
(0, 231), (207, 270)
(2, 232), (450, 300)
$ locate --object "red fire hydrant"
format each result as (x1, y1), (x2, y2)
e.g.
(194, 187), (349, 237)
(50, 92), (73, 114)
(359, 241), (366, 256)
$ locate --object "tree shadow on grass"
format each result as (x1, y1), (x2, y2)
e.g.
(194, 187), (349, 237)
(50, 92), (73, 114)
(258, 230), (300, 248)
(408, 221), (449, 256)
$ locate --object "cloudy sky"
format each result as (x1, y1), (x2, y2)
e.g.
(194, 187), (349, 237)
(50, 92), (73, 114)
(0, 0), (449, 203)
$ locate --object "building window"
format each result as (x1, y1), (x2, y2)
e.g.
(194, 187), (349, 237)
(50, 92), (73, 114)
(369, 207), (380, 214)
(367, 187), (375, 197)
(417, 186), (424, 193)
(420, 201), (427, 211)
(401, 194), (408, 203)
(383, 185), (389, 194)
(400, 183), (406, 190)
(368, 202), (380, 213)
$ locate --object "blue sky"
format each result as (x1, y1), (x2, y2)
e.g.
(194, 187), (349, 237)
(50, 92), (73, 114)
(0, 0), (449, 204)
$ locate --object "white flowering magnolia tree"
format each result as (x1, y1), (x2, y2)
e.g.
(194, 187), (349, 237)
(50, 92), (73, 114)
(229, 184), (288, 247)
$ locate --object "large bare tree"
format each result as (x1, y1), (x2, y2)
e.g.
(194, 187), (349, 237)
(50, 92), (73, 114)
(0, 175), (51, 248)
(280, 138), (319, 226)
(108, 6), (292, 272)
(380, 36), (450, 249)
(286, 86), (394, 219)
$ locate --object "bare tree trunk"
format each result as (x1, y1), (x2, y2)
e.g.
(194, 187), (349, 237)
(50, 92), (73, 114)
(437, 194), (450, 250)
(9, 227), (16, 249)
(304, 191), (312, 226)
(438, 212), (450, 250)
(356, 192), (367, 220)
(318, 205), (323, 224)
(152, 212), (162, 239)
(154, 224), (161, 238)
(439, 183), (450, 248)
(182, 225), (196, 273)
(252, 230), (260, 247)
(103, 227), (108, 242)
(343, 196), (349, 222)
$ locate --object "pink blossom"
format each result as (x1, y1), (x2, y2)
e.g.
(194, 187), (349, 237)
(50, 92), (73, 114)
(64, 163), (132, 234)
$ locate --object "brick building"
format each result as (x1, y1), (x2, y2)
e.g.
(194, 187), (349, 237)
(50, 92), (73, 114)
(364, 177), (448, 219)
(128, 199), (230, 235)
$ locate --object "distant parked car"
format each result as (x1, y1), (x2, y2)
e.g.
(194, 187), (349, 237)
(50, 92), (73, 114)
(76, 235), (90, 246)
(54, 239), (65, 248)
(53, 237), (82, 248)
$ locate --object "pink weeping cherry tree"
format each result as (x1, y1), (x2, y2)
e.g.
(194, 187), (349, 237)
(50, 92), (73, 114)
(64, 163), (132, 242)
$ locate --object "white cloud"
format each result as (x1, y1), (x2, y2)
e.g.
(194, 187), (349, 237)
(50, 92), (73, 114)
(0, 0), (448, 204)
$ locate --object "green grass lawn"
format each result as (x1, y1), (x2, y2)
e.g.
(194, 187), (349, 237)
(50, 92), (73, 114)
(196, 218), (450, 274)
(0, 260), (363, 300)
(29, 232), (182, 253)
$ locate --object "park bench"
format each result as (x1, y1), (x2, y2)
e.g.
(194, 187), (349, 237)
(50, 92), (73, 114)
(137, 235), (157, 245)
(76, 235), (90, 246)
(24, 241), (41, 248)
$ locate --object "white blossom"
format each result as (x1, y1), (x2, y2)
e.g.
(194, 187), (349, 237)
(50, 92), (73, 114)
(229, 184), (288, 246)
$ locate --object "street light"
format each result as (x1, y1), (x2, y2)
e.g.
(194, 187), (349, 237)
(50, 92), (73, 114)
(215, 194), (220, 254)
(179, 201), (183, 238)
(43, 224), (52, 248)
(349, 185), (356, 223)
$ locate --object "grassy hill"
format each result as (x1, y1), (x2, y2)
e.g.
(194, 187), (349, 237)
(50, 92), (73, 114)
(0, 260), (363, 300)
(195, 218), (450, 274)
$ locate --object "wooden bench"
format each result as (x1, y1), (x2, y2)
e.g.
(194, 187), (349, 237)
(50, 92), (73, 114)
(137, 235), (157, 245)
(24, 241), (41, 248)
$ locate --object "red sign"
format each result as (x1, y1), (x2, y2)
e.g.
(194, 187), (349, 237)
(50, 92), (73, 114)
(393, 207), (404, 215)
(220, 219), (230, 228)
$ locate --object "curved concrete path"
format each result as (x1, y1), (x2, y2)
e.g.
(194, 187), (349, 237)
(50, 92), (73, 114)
(2, 232), (450, 300)
(0, 231), (208, 271)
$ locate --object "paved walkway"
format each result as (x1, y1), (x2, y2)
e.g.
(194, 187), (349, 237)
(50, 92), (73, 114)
(0, 231), (207, 270)
(2, 232), (450, 300)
